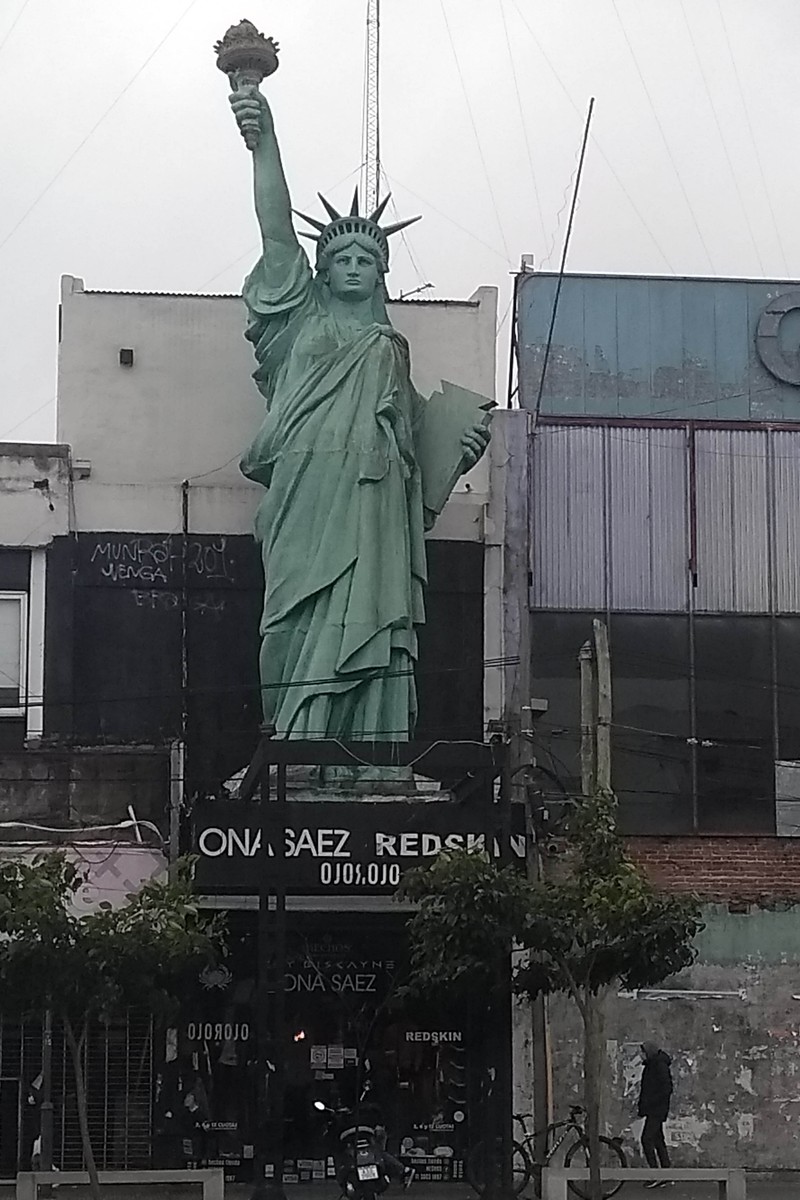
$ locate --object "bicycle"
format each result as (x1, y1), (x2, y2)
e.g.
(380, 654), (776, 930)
(466, 1104), (627, 1200)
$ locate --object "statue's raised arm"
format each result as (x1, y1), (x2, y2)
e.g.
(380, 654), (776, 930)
(215, 20), (299, 275)
(229, 86), (299, 267)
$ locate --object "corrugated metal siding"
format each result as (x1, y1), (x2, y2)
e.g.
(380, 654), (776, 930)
(607, 426), (687, 610)
(531, 425), (606, 608)
(773, 432), (800, 613)
(518, 273), (800, 421)
(530, 422), (800, 614)
(694, 430), (770, 612)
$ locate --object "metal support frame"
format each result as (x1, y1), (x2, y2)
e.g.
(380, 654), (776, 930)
(17, 1171), (224, 1200)
(362, 0), (381, 212)
(236, 734), (502, 802)
(542, 1166), (746, 1200)
(252, 737), (288, 1200)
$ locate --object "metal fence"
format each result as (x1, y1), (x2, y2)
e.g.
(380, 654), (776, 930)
(0, 1012), (153, 1175)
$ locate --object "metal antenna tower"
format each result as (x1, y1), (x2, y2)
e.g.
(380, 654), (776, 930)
(361, 0), (381, 212)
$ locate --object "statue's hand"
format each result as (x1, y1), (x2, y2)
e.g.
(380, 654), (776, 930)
(229, 85), (272, 142)
(460, 422), (491, 471)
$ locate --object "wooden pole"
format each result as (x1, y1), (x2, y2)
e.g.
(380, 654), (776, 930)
(593, 619), (612, 794)
(578, 642), (596, 798)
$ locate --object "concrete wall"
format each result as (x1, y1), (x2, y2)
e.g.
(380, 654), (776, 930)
(57, 275), (497, 538)
(0, 443), (70, 545)
(0, 747), (167, 825)
(518, 836), (800, 1170)
(544, 903), (800, 1170)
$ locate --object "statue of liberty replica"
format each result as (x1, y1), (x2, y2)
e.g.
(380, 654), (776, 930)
(217, 21), (491, 752)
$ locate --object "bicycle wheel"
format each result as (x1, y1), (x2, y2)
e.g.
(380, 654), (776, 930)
(563, 1135), (626, 1199)
(466, 1137), (533, 1196)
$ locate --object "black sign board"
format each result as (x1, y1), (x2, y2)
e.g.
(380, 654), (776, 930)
(193, 799), (527, 896)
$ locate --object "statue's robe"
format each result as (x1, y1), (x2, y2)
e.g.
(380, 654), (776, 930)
(240, 245), (427, 740)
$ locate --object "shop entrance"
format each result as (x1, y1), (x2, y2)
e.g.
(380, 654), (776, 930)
(161, 912), (479, 1184)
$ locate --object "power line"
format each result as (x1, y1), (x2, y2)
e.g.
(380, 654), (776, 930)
(506, 0), (675, 275)
(714, 0), (790, 277)
(14, 654), (522, 713)
(0, 0), (201, 257)
(539, 156), (580, 273)
(384, 172), (511, 265)
(0, 396), (54, 441)
(497, 0), (547, 257)
(438, 0), (511, 263)
(379, 168), (429, 292)
(610, 0), (716, 273)
(678, 0), (764, 275)
(535, 98), (595, 418)
(0, 0), (31, 58)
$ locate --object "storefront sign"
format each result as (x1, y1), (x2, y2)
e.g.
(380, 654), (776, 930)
(193, 799), (526, 895)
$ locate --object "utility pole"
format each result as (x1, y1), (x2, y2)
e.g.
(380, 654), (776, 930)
(520, 700), (551, 1162)
(578, 621), (613, 1200)
(578, 641), (596, 798)
(251, 732), (288, 1200)
(40, 1008), (53, 1175)
(593, 619), (612, 794)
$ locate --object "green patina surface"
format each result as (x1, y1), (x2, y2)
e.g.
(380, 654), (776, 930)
(519, 272), (800, 421)
(694, 903), (800, 964)
(226, 79), (490, 751)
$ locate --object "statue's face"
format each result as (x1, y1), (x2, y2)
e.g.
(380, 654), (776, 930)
(326, 242), (381, 302)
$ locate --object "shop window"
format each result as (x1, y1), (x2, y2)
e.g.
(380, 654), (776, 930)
(0, 592), (26, 713)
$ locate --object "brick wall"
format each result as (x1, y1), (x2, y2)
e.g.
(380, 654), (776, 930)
(627, 836), (800, 902)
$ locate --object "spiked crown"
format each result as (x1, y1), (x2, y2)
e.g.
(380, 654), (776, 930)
(294, 189), (420, 270)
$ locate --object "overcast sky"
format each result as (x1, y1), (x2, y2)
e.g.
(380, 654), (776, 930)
(1, 0), (798, 442)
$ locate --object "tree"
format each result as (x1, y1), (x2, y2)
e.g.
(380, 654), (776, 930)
(400, 792), (702, 1200)
(0, 852), (223, 1200)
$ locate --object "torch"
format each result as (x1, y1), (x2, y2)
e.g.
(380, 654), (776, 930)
(214, 19), (280, 151)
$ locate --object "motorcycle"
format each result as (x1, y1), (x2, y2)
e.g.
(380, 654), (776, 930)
(314, 1085), (403, 1200)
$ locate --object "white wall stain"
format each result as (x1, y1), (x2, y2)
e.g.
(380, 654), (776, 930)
(667, 1116), (712, 1148)
(735, 1066), (754, 1095)
(618, 1042), (643, 1098)
(737, 1113), (755, 1140)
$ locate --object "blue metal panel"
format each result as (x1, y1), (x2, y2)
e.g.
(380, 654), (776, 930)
(680, 279), (718, 418)
(647, 280), (683, 417)
(583, 280), (619, 416)
(518, 272), (800, 421)
(713, 281), (750, 419)
(614, 279), (651, 417)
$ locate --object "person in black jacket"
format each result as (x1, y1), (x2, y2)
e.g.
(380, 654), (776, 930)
(637, 1041), (673, 1189)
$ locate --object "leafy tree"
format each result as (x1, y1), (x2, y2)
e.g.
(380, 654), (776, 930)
(0, 852), (223, 1200)
(400, 793), (702, 1200)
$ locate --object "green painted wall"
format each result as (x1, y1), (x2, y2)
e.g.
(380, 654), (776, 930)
(695, 902), (800, 965)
